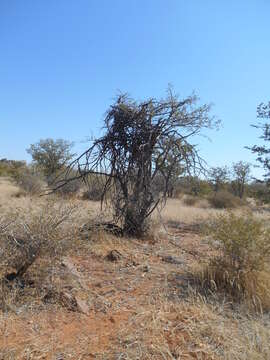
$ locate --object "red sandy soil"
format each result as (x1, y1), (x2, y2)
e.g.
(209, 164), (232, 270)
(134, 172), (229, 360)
(0, 230), (215, 359)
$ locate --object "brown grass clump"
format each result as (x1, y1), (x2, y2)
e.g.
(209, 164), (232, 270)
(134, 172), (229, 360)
(208, 190), (243, 209)
(183, 195), (198, 206)
(182, 195), (210, 209)
(105, 287), (270, 359)
(195, 212), (270, 311)
(0, 199), (78, 311)
(12, 169), (45, 195)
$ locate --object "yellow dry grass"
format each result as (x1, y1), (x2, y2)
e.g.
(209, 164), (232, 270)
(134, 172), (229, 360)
(158, 197), (270, 226)
(0, 177), (19, 200)
(1, 178), (269, 226)
(111, 292), (270, 359)
(1, 177), (270, 359)
(157, 198), (223, 225)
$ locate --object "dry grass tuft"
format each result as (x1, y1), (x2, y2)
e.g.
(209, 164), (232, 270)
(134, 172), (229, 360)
(156, 198), (221, 226)
(12, 169), (45, 195)
(208, 190), (244, 209)
(192, 212), (270, 311)
(105, 286), (270, 359)
(183, 195), (198, 206)
(0, 199), (79, 312)
(1, 178), (270, 358)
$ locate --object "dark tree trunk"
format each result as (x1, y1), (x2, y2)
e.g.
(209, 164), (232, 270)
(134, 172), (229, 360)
(123, 210), (148, 238)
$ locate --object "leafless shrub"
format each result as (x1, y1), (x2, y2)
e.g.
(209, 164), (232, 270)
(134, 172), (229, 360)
(208, 166), (229, 193)
(55, 177), (82, 197)
(81, 176), (105, 201)
(231, 161), (251, 198)
(0, 200), (78, 283)
(54, 89), (218, 237)
(12, 168), (45, 195)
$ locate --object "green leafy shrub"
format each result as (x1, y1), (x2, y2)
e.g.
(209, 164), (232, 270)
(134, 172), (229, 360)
(199, 212), (270, 310)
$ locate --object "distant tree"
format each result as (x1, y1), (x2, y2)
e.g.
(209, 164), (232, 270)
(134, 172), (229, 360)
(248, 180), (270, 204)
(189, 176), (212, 196)
(27, 138), (75, 183)
(231, 161), (251, 198)
(209, 166), (229, 193)
(154, 137), (187, 197)
(55, 90), (217, 237)
(247, 102), (270, 181)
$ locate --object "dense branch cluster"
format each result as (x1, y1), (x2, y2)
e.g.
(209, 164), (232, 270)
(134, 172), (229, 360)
(55, 90), (216, 236)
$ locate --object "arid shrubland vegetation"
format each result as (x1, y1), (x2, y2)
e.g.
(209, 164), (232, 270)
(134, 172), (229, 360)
(1, 99), (270, 358)
(191, 212), (270, 311)
(1, 174), (270, 358)
(0, 200), (78, 273)
(0, 199), (79, 312)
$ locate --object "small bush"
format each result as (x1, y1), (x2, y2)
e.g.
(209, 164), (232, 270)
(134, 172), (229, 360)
(0, 200), (78, 282)
(198, 212), (270, 310)
(183, 195), (198, 206)
(11, 190), (27, 198)
(12, 168), (44, 195)
(0, 159), (26, 177)
(247, 182), (270, 204)
(55, 178), (82, 197)
(174, 189), (184, 199)
(81, 183), (104, 201)
(208, 190), (242, 209)
(82, 189), (101, 201)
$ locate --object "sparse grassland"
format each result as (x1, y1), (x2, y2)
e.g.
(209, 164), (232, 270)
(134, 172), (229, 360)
(0, 177), (270, 359)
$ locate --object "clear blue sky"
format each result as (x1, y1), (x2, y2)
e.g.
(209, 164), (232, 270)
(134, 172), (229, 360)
(1, 0), (270, 178)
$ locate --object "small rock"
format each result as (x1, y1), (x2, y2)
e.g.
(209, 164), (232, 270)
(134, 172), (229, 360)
(161, 255), (185, 265)
(60, 291), (91, 315)
(75, 296), (91, 315)
(142, 265), (150, 272)
(105, 249), (123, 262)
(61, 257), (88, 290)
(109, 316), (115, 323)
(59, 291), (77, 311)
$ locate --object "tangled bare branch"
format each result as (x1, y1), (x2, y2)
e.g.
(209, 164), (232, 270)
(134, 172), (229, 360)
(53, 89), (218, 237)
